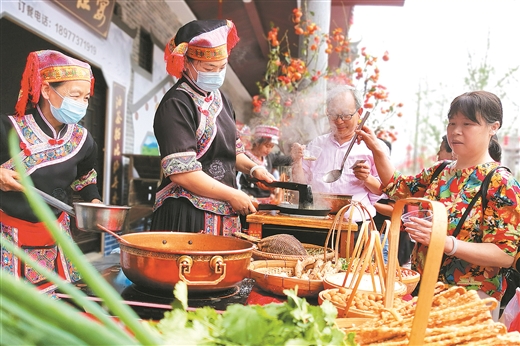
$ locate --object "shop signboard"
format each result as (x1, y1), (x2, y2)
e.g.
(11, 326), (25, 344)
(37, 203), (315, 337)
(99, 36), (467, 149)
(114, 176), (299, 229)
(51, 0), (115, 38)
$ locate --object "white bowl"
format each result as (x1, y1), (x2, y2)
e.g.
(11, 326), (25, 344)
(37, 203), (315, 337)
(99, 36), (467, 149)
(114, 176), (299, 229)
(323, 272), (407, 296)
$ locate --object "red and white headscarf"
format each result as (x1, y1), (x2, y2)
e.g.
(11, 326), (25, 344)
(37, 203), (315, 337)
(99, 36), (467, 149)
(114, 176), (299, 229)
(253, 125), (280, 145)
(164, 19), (239, 79)
(15, 50), (94, 117)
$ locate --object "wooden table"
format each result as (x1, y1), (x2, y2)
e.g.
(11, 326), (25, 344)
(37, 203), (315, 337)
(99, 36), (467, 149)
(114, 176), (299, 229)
(246, 211), (358, 258)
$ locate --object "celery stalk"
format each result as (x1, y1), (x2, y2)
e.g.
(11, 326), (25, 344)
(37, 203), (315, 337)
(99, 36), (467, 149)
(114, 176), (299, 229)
(0, 238), (135, 342)
(7, 130), (160, 345)
(1, 271), (137, 345)
(0, 295), (87, 345)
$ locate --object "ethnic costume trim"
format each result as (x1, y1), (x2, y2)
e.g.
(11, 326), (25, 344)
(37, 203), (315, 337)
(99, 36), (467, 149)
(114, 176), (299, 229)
(0, 211), (80, 295)
(154, 182), (234, 215)
(161, 151), (202, 176)
(71, 169), (98, 191)
(245, 150), (266, 166)
(187, 44), (227, 61)
(203, 212), (241, 236)
(2, 113), (87, 175)
(236, 132), (246, 155)
(177, 82), (223, 159)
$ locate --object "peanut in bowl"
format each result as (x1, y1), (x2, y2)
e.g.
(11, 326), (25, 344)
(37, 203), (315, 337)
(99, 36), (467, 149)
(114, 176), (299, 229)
(318, 287), (410, 318)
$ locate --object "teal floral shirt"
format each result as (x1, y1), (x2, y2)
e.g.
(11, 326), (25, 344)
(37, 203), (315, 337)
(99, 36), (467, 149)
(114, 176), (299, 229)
(384, 161), (520, 301)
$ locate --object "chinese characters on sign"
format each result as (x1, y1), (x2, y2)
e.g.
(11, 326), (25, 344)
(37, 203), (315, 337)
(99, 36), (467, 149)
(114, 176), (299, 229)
(110, 82), (125, 205)
(51, 0), (115, 38)
(17, 1), (98, 54)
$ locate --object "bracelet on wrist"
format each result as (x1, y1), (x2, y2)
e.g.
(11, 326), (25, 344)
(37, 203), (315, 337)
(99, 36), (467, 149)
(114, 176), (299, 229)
(249, 165), (264, 177)
(445, 235), (458, 256)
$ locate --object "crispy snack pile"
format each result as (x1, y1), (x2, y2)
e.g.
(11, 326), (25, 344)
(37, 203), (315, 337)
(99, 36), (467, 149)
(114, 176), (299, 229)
(342, 283), (520, 345)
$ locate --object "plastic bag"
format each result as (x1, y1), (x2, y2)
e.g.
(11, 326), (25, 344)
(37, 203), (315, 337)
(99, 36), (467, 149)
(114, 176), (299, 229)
(500, 287), (520, 332)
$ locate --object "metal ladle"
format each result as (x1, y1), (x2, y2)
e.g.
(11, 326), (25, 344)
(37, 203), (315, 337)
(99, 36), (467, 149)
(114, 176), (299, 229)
(32, 187), (131, 245)
(322, 111), (371, 183)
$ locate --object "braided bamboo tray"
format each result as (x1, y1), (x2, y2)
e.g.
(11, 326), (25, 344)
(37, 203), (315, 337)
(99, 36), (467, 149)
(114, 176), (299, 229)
(248, 259), (324, 298)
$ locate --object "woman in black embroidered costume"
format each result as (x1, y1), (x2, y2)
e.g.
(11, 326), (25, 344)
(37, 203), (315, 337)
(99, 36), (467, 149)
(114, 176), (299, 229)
(151, 20), (274, 235)
(238, 125), (292, 199)
(0, 50), (102, 295)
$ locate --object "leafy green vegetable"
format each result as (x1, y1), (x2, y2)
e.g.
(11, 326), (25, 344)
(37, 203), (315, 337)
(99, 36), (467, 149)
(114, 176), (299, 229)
(148, 282), (348, 345)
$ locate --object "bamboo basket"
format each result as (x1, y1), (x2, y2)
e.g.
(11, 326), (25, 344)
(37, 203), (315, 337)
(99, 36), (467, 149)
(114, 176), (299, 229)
(318, 288), (378, 318)
(323, 271), (408, 297)
(334, 198), (448, 345)
(398, 267), (420, 295)
(319, 201), (409, 319)
(394, 198), (447, 345)
(248, 259), (324, 297)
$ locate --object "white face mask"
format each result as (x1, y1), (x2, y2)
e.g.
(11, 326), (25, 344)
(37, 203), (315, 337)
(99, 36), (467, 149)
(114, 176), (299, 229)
(48, 87), (88, 124)
(191, 63), (226, 92)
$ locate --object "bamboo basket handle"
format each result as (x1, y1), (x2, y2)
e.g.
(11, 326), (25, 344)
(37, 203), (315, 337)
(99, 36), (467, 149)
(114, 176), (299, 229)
(373, 235), (387, 301)
(384, 217), (400, 308)
(343, 231), (377, 315)
(389, 198), (447, 346)
(324, 200), (375, 263)
(380, 219), (403, 283)
(233, 231), (260, 243)
(324, 201), (361, 263)
(341, 221), (370, 287)
(324, 204), (346, 263)
(348, 202), (371, 262)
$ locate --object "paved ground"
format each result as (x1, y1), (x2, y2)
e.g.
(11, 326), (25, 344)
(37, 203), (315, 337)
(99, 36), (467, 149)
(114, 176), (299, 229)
(85, 252), (120, 272)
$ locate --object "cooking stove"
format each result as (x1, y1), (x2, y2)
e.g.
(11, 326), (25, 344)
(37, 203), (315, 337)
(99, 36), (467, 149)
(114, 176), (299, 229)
(60, 264), (255, 320)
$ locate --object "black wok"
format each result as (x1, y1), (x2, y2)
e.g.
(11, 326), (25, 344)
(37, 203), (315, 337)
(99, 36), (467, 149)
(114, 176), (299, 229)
(257, 203), (331, 217)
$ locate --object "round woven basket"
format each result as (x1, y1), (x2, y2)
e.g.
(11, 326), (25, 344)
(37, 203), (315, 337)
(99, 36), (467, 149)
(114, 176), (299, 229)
(248, 259), (324, 298)
(252, 243), (336, 262)
(318, 288), (379, 318)
(399, 268), (420, 295)
(323, 272), (408, 297)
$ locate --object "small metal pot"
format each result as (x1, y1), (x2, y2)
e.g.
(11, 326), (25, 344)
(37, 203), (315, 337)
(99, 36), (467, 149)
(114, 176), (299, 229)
(33, 187), (130, 232)
(119, 232), (255, 292)
(73, 202), (130, 232)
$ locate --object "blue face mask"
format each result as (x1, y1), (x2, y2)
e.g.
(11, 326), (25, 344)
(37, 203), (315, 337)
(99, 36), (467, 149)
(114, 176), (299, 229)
(48, 87), (88, 124)
(192, 63), (227, 92)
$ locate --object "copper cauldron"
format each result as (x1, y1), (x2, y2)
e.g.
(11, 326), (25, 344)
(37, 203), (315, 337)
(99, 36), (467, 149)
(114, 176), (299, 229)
(119, 232), (255, 292)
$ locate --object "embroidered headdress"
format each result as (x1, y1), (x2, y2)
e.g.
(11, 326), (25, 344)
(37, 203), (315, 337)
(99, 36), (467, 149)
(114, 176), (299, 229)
(164, 19), (239, 78)
(254, 125), (280, 145)
(15, 50), (94, 117)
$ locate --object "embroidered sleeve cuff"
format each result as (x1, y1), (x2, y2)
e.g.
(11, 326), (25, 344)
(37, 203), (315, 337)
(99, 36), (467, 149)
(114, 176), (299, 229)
(162, 151), (202, 176)
(71, 169), (97, 191)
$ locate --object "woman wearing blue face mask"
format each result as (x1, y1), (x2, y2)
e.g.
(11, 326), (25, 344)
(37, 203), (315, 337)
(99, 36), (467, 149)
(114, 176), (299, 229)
(0, 50), (102, 294)
(151, 19), (274, 235)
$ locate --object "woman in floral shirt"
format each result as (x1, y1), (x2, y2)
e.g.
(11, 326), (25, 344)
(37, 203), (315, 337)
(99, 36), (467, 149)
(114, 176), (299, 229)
(357, 90), (520, 321)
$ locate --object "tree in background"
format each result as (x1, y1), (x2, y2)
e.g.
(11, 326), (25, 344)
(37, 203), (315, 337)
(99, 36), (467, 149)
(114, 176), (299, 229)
(250, 7), (403, 154)
(401, 35), (519, 175)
